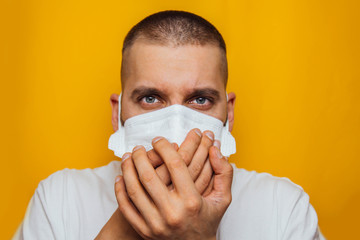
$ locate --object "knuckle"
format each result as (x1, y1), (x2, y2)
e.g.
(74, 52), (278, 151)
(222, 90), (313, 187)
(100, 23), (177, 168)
(150, 222), (166, 237)
(185, 197), (201, 214)
(118, 202), (129, 216)
(126, 186), (137, 199)
(140, 170), (155, 184)
(118, 203), (126, 214)
(169, 157), (184, 169)
(165, 212), (183, 228)
(180, 151), (192, 165)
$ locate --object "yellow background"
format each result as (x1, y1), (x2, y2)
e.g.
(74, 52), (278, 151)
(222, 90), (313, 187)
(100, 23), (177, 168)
(1, 0), (359, 239)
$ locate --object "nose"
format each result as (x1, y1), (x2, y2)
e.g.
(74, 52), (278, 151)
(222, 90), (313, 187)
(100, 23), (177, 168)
(167, 94), (186, 107)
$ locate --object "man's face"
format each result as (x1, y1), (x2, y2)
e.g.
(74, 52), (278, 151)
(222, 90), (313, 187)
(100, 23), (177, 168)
(111, 41), (235, 131)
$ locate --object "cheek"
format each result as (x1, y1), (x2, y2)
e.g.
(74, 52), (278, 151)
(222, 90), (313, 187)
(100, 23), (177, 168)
(219, 102), (229, 123)
(216, 108), (228, 124)
(120, 103), (135, 124)
(202, 103), (228, 124)
(121, 102), (152, 124)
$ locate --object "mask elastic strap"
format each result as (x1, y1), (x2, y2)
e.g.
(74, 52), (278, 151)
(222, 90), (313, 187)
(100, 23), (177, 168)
(225, 93), (230, 131)
(118, 93), (122, 127)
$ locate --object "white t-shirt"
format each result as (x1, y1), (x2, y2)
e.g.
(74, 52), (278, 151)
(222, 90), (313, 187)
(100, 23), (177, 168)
(13, 161), (324, 240)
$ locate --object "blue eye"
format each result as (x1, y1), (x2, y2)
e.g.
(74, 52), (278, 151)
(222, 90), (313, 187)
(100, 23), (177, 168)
(143, 96), (158, 103)
(188, 96), (213, 110)
(195, 97), (207, 104)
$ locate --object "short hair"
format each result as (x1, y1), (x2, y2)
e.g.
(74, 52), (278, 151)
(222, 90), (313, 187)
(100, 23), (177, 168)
(121, 10), (228, 86)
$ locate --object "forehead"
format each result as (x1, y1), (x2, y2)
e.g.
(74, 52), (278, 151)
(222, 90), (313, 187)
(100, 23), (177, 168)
(122, 42), (225, 94)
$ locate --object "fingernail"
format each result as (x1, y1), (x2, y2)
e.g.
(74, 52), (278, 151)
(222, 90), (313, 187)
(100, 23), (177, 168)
(133, 145), (142, 152)
(194, 128), (202, 137)
(205, 131), (214, 141)
(213, 140), (221, 149)
(152, 136), (163, 144)
(115, 176), (121, 183)
(122, 153), (130, 161)
(216, 147), (223, 159)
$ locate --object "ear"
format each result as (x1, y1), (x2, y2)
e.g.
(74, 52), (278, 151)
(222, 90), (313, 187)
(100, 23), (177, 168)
(110, 93), (120, 131)
(227, 92), (236, 132)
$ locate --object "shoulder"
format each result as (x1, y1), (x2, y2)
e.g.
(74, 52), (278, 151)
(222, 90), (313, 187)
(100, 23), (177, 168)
(230, 164), (313, 217)
(32, 160), (122, 221)
(38, 160), (122, 194)
(230, 164), (306, 204)
(218, 164), (320, 239)
(16, 161), (122, 240)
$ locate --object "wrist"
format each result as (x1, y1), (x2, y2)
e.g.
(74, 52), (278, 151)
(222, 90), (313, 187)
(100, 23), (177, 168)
(95, 208), (141, 240)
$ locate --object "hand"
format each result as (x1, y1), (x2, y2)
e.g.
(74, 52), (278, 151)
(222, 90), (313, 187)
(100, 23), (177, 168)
(96, 129), (216, 239)
(116, 137), (233, 240)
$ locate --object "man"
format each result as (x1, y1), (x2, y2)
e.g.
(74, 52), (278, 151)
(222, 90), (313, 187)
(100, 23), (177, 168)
(14, 10), (323, 239)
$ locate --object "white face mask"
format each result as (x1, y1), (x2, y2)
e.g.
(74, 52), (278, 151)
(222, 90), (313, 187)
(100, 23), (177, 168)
(108, 94), (236, 157)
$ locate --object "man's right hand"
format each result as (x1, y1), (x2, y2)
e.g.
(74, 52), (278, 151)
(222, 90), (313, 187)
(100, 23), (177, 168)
(95, 128), (216, 239)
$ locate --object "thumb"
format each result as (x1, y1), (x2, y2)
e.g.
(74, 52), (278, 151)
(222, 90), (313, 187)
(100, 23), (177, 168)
(207, 146), (233, 206)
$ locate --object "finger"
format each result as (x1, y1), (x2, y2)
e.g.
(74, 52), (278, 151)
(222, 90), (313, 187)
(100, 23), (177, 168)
(202, 174), (214, 197)
(172, 142), (179, 151)
(198, 140), (220, 196)
(121, 151), (162, 222)
(194, 159), (213, 194)
(206, 146), (233, 207)
(178, 128), (202, 165)
(114, 175), (150, 237)
(187, 131), (214, 180)
(213, 139), (221, 151)
(146, 142), (178, 168)
(152, 137), (197, 196)
(153, 139), (197, 187)
(155, 164), (171, 186)
(147, 149), (163, 168)
(132, 145), (170, 209)
(147, 143), (178, 185)
(121, 152), (131, 162)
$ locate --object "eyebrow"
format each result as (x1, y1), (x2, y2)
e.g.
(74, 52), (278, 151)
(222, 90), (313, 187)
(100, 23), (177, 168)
(186, 88), (220, 101)
(130, 87), (165, 100)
